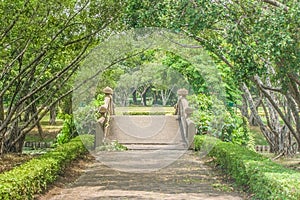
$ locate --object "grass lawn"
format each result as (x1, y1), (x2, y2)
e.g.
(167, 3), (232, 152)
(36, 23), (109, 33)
(248, 125), (300, 173)
(249, 126), (268, 146)
(25, 116), (63, 143)
(274, 153), (300, 171)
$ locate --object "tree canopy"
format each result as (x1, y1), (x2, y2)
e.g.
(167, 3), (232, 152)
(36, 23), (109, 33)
(0, 0), (124, 154)
(0, 0), (299, 156)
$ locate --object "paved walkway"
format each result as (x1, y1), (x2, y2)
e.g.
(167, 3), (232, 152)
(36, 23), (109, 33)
(41, 151), (245, 200)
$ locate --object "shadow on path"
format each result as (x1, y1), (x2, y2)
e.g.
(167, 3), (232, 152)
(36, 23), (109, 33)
(39, 151), (245, 200)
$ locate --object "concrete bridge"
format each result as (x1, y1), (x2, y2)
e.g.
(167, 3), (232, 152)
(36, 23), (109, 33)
(96, 87), (196, 152)
(92, 87), (197, 173)
(38, 87), (246, 199)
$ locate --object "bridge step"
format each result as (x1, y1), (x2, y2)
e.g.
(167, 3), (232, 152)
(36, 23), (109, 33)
(108, 115), (187, 149)
(122, 143), (187, 150)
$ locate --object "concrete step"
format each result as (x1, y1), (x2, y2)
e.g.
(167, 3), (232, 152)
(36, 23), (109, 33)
(122, 143), (187, 150)
(108, 115), (183, 144)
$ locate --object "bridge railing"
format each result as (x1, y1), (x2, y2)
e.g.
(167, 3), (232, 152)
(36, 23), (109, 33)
(95, 87), (114, 147)
(175, 88), (196, 149)
(255, 145), (270, 153)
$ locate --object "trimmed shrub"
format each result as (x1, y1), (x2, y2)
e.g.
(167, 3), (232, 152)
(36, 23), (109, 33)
(122, 111), (172, 115)
(0, 135), (94, 200)
(195, 135), (300, 200)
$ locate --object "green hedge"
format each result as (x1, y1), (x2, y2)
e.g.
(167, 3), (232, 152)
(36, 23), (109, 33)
(122, 111), (173, 115)
(0, 135), (94, 200)
(194, 135), (300, 200)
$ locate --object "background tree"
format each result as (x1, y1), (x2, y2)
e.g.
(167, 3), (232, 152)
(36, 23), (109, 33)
(2, 0), (298, 157)
(0, 0), (124, 154)
(168, 0), (300, 156)
(122, 0), (300, 156)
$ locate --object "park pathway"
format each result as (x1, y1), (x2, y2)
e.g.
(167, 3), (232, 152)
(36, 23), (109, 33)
(39, 150), (246, 200)
(39, 113), (247, 199)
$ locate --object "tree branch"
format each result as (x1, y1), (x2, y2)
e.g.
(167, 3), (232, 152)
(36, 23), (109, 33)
(254, 75), (300, 144)
(0, 39), (31, 81)
(64, 17), (115, 46)
(288, 73), (300, 86)
(260, 0), (289, 11)
(241, 82), (275, 147)
(182, 29), (235, 69)
(260, 84), (282, 93)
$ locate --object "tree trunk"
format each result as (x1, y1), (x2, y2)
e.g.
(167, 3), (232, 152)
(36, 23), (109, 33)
(240, 83), (275, 148)
(24, 110), (30, 122)
(142, 92), (147, 106)
(240, 93), (249, 119)
(285, 93), (300, 151)
(254, 75), (300, 150)
(140, 86), (149, 106)
(153, 91), (158, 105)
(161, 90), (167, 106)
(31, 101), (44, 140)
(250, 97), (261, 126)
(61, 94), (73, 114)
(49, 103), (57, 125)
(132, 89), (137, 105)
(0, 96), (4, 123)
(240, 90), (260, 126)
(252, 75), (299, 156)
(2, 120), (25, 154)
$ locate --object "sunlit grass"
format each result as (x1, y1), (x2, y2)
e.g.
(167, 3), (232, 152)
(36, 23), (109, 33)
(25, 113), (63, 142)
(249, 126), (268, 146)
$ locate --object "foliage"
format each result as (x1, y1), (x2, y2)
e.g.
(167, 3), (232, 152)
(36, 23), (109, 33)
(92, 93), (105, 108)
(73, 105), (98, 137)
(122, 0), (300, 155)
(112, 49), (194, 106)
(188, 94), (253, 147)
(122, 0), (174, 28)
(96, 141), (128, 151)
(0, 0), (124, 154)
(72, 93), (104, 138)
(167, 0), (300, 155)
(215, 61), (242, 105)
(249, 126), (269, 146)
(0, 135), (92, 199)
(97, 68), (125, 95)
(187, 93), (213, 134)
(162, 52), (207, 94)
(194, 135), (300, 200)
(55, 114), (77, 145)
(1, 0), (299, 158)
(221, 112), (254, 148)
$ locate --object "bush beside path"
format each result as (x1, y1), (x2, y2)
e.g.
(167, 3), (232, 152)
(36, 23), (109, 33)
(194, 135), (300, 200)
(0, 135), (93, 200)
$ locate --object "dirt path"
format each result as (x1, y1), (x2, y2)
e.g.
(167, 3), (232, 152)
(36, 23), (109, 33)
(38, 151), (246, 200)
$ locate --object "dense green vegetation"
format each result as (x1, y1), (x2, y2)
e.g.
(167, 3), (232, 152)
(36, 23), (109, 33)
(0, 0), (124, 154)
(0, 135), (93, 199)
(195, 135), (300, 200)
(0, 1), (299, 198)
(1, 0), (299, 156)
(188, 93), (253, 147)
(121, 0), (300, 156)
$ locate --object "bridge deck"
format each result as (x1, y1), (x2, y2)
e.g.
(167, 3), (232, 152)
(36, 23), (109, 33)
(108, 115), (187, 149)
